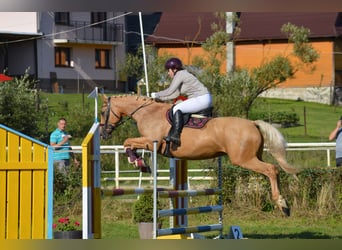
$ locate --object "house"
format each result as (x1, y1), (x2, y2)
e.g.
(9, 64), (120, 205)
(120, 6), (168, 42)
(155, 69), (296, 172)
(0, 12), (126, 93)
(236, 12), (342, 105)
(146, 12), (342, 105)
(146, 12), (223, 66)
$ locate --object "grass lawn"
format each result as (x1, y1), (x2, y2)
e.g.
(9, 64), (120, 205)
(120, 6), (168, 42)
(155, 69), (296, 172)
(252, 98), (342, 142)
(98, 197), (342, 239)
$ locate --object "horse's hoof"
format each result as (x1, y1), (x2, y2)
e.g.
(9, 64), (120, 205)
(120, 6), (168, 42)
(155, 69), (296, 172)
(134, 159), (151, 173)
(140, 166), (152, 173)
(282, 206), (290, 217)
(278, 195), (290, 217)
(127, 157), (136, 164)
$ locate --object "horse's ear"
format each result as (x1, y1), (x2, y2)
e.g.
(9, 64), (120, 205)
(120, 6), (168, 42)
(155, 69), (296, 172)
(100, 93), (108, 102)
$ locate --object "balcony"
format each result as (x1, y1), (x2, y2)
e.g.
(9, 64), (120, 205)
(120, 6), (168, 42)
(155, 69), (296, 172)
(53, 20), (124, 45)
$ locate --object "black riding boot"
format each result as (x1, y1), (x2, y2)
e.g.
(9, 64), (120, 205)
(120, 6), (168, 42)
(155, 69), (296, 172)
(169, 110), (184, 146)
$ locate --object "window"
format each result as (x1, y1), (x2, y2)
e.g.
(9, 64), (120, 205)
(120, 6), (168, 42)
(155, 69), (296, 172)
(55, 47), (71, 67)
(55, 12), (70, 25)
(91, 12), (106, 27)
(95, 49), (110, 69)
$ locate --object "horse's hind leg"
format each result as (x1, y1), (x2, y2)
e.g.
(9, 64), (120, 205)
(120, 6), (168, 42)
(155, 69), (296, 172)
(235, 157), (290, 216)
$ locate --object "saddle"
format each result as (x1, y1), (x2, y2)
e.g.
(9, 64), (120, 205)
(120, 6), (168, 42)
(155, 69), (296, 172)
(166, 106), (213, 129)
(163, 107), (213, 158)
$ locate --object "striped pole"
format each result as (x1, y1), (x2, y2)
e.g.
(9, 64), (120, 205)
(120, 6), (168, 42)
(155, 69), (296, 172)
(159, 205), (223, 217)
(101, 187), (221, 198)
(101, 187), (172, 196)
(158, 224), (223, 236)
(158, 188), (221, 198)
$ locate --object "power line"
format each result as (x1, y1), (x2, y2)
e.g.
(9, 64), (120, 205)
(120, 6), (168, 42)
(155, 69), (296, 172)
(0, 12), (133, 45)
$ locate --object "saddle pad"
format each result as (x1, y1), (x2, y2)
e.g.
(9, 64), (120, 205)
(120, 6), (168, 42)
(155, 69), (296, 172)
(166, 110), (211, 129)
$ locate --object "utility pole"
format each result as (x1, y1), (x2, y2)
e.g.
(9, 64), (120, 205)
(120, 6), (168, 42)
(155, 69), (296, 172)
(226, 12), (234, 74)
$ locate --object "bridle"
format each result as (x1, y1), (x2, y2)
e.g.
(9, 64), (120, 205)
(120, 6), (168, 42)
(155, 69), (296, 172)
(100, 96), (153, 138)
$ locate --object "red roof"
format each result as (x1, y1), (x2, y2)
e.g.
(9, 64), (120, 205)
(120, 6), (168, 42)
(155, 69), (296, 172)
(235, 12), (341, 41)
(145, 12), (221, 45)
(145, 12), (342, 45)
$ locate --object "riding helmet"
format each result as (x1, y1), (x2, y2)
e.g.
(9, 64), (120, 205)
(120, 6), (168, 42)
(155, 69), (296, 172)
(165, 58), (183, 71)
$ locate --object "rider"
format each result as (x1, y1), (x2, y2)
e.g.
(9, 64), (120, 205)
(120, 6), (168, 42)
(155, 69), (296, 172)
(151, 57), (212, 146)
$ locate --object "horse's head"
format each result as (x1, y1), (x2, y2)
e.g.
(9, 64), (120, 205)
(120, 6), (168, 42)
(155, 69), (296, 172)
(99, 94), (122, 139)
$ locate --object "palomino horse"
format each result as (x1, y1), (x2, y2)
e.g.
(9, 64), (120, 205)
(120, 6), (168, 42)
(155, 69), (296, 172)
(100, 94), (300, 216)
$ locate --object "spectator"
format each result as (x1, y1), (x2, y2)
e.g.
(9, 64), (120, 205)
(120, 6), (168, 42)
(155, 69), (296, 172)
(50, 118), (79, 174)
(328, 117), (342, 167)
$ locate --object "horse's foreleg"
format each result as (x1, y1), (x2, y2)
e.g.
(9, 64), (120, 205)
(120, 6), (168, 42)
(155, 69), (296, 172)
(124, 137), (155, 151)
(123, 137), (156, 173)
(235, 158), (290, 216)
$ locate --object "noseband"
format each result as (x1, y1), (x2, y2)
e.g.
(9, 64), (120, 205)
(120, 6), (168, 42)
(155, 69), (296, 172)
(101, 96), (153, 138)
(101, 97), (123, 137)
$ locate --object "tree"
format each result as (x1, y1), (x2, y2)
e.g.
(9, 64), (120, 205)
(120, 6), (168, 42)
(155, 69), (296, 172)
(0, 70), (47, 139)
(192, 14), (319, 118)
(121, 13), (319, 119)
(120, 45), (173, 95)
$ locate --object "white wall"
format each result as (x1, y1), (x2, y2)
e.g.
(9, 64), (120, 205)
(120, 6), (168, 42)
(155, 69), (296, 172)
(0, 12), (38, 33)
(260, 86), (332, 104)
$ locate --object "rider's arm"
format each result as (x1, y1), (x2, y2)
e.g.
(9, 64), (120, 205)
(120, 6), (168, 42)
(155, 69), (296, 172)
(155, 72), (184, 101)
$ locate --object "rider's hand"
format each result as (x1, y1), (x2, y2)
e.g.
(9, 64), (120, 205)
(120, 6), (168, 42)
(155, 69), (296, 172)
(337, 119), (342, 128)
(151, 92), (158, 99)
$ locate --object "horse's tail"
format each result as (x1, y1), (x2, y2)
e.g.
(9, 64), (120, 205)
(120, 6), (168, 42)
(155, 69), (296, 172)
(254, 120), (300, 174)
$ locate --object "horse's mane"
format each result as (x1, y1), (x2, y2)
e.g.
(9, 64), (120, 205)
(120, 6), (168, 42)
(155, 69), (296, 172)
(103, 93), (173, 109)
(110, 94), (154, 102)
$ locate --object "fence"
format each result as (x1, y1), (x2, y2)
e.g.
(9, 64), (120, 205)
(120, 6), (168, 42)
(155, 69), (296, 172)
(69, 142), (337, 189)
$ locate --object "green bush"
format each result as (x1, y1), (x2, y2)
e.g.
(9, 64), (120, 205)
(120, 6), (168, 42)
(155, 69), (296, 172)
(0, 71), (47, 139)
(53, 163), (82, 202)
(249, 110), (300, 127)
(132, 194), (163, 224)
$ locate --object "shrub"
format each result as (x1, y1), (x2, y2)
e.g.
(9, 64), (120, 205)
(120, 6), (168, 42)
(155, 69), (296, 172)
(53, 163), (82, 201)
(0, 70), (47, 139)
(132, 194), (163, 224)
(249, 110), (300, 127)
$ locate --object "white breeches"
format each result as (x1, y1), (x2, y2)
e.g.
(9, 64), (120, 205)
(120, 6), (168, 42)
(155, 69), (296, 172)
(173, 94), (212, 114)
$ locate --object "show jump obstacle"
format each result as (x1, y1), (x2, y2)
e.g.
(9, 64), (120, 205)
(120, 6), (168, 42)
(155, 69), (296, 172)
(151, 141), (224, 239)
(95, 140), (224, 239)
(0, 124), (54, 239)
(83, 88), (225, 239)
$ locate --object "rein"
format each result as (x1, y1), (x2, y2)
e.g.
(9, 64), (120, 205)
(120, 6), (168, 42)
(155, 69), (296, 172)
(102, 96), (153, 131)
